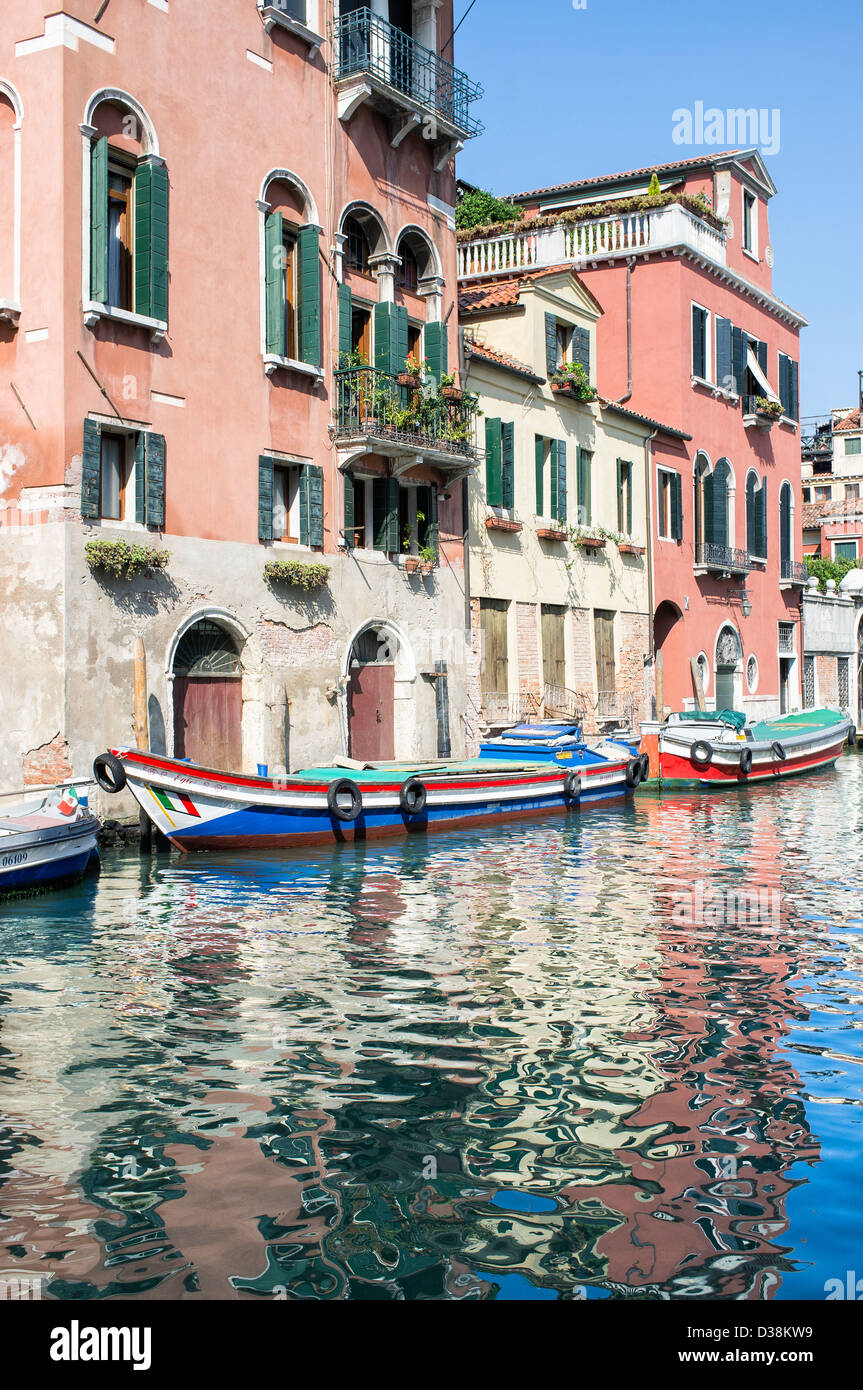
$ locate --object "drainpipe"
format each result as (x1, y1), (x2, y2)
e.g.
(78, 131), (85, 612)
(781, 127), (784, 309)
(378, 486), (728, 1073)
(614, 258), (635, 406)
(645, 428), (658, 718)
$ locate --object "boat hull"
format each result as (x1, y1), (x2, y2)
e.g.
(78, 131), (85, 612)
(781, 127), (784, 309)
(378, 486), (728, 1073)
(657, 713), (851, 787)
(107, 749), (595, 852)
(0, 816), (99, 893)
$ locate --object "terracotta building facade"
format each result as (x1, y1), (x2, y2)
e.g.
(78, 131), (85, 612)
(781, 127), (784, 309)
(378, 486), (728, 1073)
(0, 1), (483, 797)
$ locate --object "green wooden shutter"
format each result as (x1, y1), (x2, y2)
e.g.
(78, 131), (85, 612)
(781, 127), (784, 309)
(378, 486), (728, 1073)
(386, 476), (399, 552)
(716, 317), (732, 391)
(144, 432), (166, 528)
(702, 469), (715, 550)
(306, 464), (324, 547)
(759, 477), (767, 558)
(746, 476), (756, 554)
(731, 326), (746, 403)
(535, 436), (544, 515)
(90, 138), (109, 304)
(265, 212), (285, 356)
(372, 476), (399, 551)
(134, 160), (169, 321)
(501, 421), (515, 510)
(556, 440), (567, 524)
(790, 360), (799, 421)
(81, 418), (102, 518)
(374, 302), (392, 374)
(425, 320), (447, 386)
(338, 281), (352, 362)
(757, 340), (767, 372)
(258, 455), (274, 541)
(134, 432), (146, 524)
(572, 326), (590, 375)
(298, 464), (310, 545)
(298, 225), (321, 366)
(778, 354), (789, 416)
(577, 447), (591, 526)
(426, 486), (439, 557)
(545, 312), (558, 375)
(616, 459), (623, 532)
(485, 417), (502, 506)
(550, 440), (558, 521)
(780, 485), (791, 566)
(671, 472), (683, 541)
(374, 302), (408, 376)
(343, 468), (355, 546)
(626, 462), (632, 533)
(692, 306), (706, 378)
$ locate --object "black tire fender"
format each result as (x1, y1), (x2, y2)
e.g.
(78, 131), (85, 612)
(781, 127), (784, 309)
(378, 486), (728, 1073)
(771, 741), (787, 762)
(93, 752), (126, 794)
(327, 778), (362, 823)
(638, 751), (650, 782)
(625, 757), (642, 789)
(690, 740), (713, 767)
(848, 725), (857, 747)
(563, 769), (581, 801)
(739, 747), (753, 775)
(399, 777), (427, 817)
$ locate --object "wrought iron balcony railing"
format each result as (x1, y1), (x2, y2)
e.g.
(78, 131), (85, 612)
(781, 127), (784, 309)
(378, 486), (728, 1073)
(695, 542), (751, 574)
(334, 7), (483, 139)
(334, 368), (479, 461)
(781, 558), (809, 585)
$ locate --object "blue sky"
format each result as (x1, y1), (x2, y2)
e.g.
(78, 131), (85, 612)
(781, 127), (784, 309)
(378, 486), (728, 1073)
(454, 0), (862, 418)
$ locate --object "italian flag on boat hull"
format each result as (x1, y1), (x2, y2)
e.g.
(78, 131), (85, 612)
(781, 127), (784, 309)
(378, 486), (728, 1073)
(92, 742), (635, 852)
(651, 708), (852, 787)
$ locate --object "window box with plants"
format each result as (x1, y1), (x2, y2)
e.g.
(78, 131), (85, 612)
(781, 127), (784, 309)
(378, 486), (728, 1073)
(439, 371), (463, 402)
(549, 361), (597, 402)
(535, 519), (567, 542)
(85, 539), (170, 581)
(397, 357), (426, 390)
(616, 538), (646, 556)
(571, 527), (606, 550)
(744, 395), (783, 430)
(264, 559), (331, 591)
(486, 510), (523, 533)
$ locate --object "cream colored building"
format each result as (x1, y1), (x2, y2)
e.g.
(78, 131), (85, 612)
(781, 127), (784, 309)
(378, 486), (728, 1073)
(460, 267), (684, 735)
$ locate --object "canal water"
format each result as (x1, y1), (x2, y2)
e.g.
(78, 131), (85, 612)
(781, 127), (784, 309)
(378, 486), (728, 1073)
(1, 756), (862, 1302)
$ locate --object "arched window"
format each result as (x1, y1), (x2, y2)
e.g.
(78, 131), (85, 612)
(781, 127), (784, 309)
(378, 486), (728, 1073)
(85, 93), (167, 322)
(0, 83), (22, 318)
(745, 469), (767, 560)
(344, 215), (371, 274)
(397, 241), (418, 293)
(779, 481), (793, 574)
(260, 171), (321, 368)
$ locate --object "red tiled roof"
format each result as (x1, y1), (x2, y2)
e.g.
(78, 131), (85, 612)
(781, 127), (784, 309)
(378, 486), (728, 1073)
(834, 408), (862, 432)
(458, 264), (603, 316)
(464, 340), (544, 383)
(598, 397), (691, 442)
(802, 498), (863, 526)
(509, 151), (743, 203)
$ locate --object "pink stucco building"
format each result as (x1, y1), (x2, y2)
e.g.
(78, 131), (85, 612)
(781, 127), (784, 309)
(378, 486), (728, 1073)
(0, 2), (483, 794)
(459, 151), (807, 718)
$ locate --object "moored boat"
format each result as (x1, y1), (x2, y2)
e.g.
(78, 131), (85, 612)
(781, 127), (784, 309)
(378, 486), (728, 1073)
(0, 790), (100, 895)
(478, 722), (647, 801)
(649, 708), (851, 787)
(93, 747), (589, 852)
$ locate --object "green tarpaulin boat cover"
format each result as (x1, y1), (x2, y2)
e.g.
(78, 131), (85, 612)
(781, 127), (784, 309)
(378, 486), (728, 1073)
(676, 709), (747, 731)
(750, 709), (848, 741)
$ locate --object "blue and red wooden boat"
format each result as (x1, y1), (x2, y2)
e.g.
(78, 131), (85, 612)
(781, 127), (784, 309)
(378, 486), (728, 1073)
(93, 747), (599, 852)
(478, 723), (645, 801)
(0, 790), (99, 895)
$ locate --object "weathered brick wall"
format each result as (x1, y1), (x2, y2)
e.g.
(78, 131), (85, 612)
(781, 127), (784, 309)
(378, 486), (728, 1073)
(516, 602), (541, 697)
(464, 597), (484, 753)
(259, 618), (336, 665)
(22, 733), (73, 786)
(618, 611), (651, 725)
(571, 606), (597, 732)
(815, 654), (839, 707)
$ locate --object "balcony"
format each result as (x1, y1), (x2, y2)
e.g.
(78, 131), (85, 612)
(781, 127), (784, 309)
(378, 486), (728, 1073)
(457, 201), (727, 280)
(781, 559), (808, 588)
(334, 368), (480, 471)
(333, 7), (483, 153)
(695, 542), (751, 575)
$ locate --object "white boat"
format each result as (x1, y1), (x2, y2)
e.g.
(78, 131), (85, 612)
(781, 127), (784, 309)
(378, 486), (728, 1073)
(0, 790), (99, 894)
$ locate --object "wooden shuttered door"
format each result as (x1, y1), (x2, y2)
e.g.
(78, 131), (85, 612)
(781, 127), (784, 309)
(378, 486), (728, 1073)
(425, 320), (447, 386)
(485, 417), (502, 506)
(479, 599), (508, 696)
(298, 225), (321, 367)
(541, 605), (566, 690)
(134, 160), (169, 322)
(90, 138), (109, 304)
(338, 281), (352, 361)
(304, 463), (324, 547)
(594, 610), (616, 705)
(501, 421), (515, 510)
(81, 418), (102, 518)
(265, 212), (284, 355)
(545, 312), (558, 375)
(373, 476), (399, 552)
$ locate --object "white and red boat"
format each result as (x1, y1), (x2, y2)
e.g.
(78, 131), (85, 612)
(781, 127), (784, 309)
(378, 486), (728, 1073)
(92, 746), (630, 852)
(648, 708), (852, 788)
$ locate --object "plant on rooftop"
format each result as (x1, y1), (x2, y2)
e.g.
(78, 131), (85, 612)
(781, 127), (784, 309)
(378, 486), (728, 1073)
(457, 189), (727, 241)
(805, 555), (860, 592)
(648, 172), (661, 195)
(455, 188), (524, 231)
(85, 539), (170, 581)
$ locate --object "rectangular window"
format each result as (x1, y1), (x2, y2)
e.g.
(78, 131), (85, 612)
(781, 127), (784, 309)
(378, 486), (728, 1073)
(691, 304), (709, 380)
(846, 483), (860, 500)
(743, 189), (756, 254)
(778, 351), (799, 421)
(833, 540), (858, 561)
(107, 162), (134, 311)
(576, 447), (592, 526)
(99, 432), (132, 520)
(407, 322), (422, 366)
(352, 477), (366, 548)
(845, 436), (862, 456)
(272, 465), (301, 543)
(657, 468), (683, 541)
(282, 231), (297, 361)
(616, 459), (633, 535)
(555, 322), (570, 368)
(838, 657), (850, 708)
(803, 654), (815, 709)
(815, 486), (832, 500)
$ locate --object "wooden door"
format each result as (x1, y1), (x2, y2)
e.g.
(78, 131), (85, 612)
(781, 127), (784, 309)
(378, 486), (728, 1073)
(716, 665), (737, 711)
(348, 664), (395, 761)
(541, 605), (566, 690)
(593, 609), (616, 713)
(479, 599), (508, 696)
(173, 678), (243, 771)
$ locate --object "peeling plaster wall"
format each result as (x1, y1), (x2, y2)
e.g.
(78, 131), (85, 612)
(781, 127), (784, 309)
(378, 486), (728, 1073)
(0, 522), (66, 788)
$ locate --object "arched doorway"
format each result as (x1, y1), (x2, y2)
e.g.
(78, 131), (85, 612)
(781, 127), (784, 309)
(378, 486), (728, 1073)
(346, 624), (398, 761)
(653, 600), (684, 715)
(715, 625), (742, 711)
(172, 620), (243, 770)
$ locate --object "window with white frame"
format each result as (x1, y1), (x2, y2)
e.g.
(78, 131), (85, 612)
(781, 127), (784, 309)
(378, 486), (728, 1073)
(691, 303), (710, 381)
(742, 189), (757, 257)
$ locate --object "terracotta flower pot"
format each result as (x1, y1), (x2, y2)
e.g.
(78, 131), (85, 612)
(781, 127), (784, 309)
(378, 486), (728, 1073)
(404, 557), (421, 572)
(441, 385), (463, 401)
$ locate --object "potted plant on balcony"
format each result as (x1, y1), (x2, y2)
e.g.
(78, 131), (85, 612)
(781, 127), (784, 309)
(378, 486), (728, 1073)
(549, 361), (597, 402)
(418, 544), (437, 575)
(754, 396), (783, 421)
(439, 371), (463, 402)
(397, 356), (426, 390)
